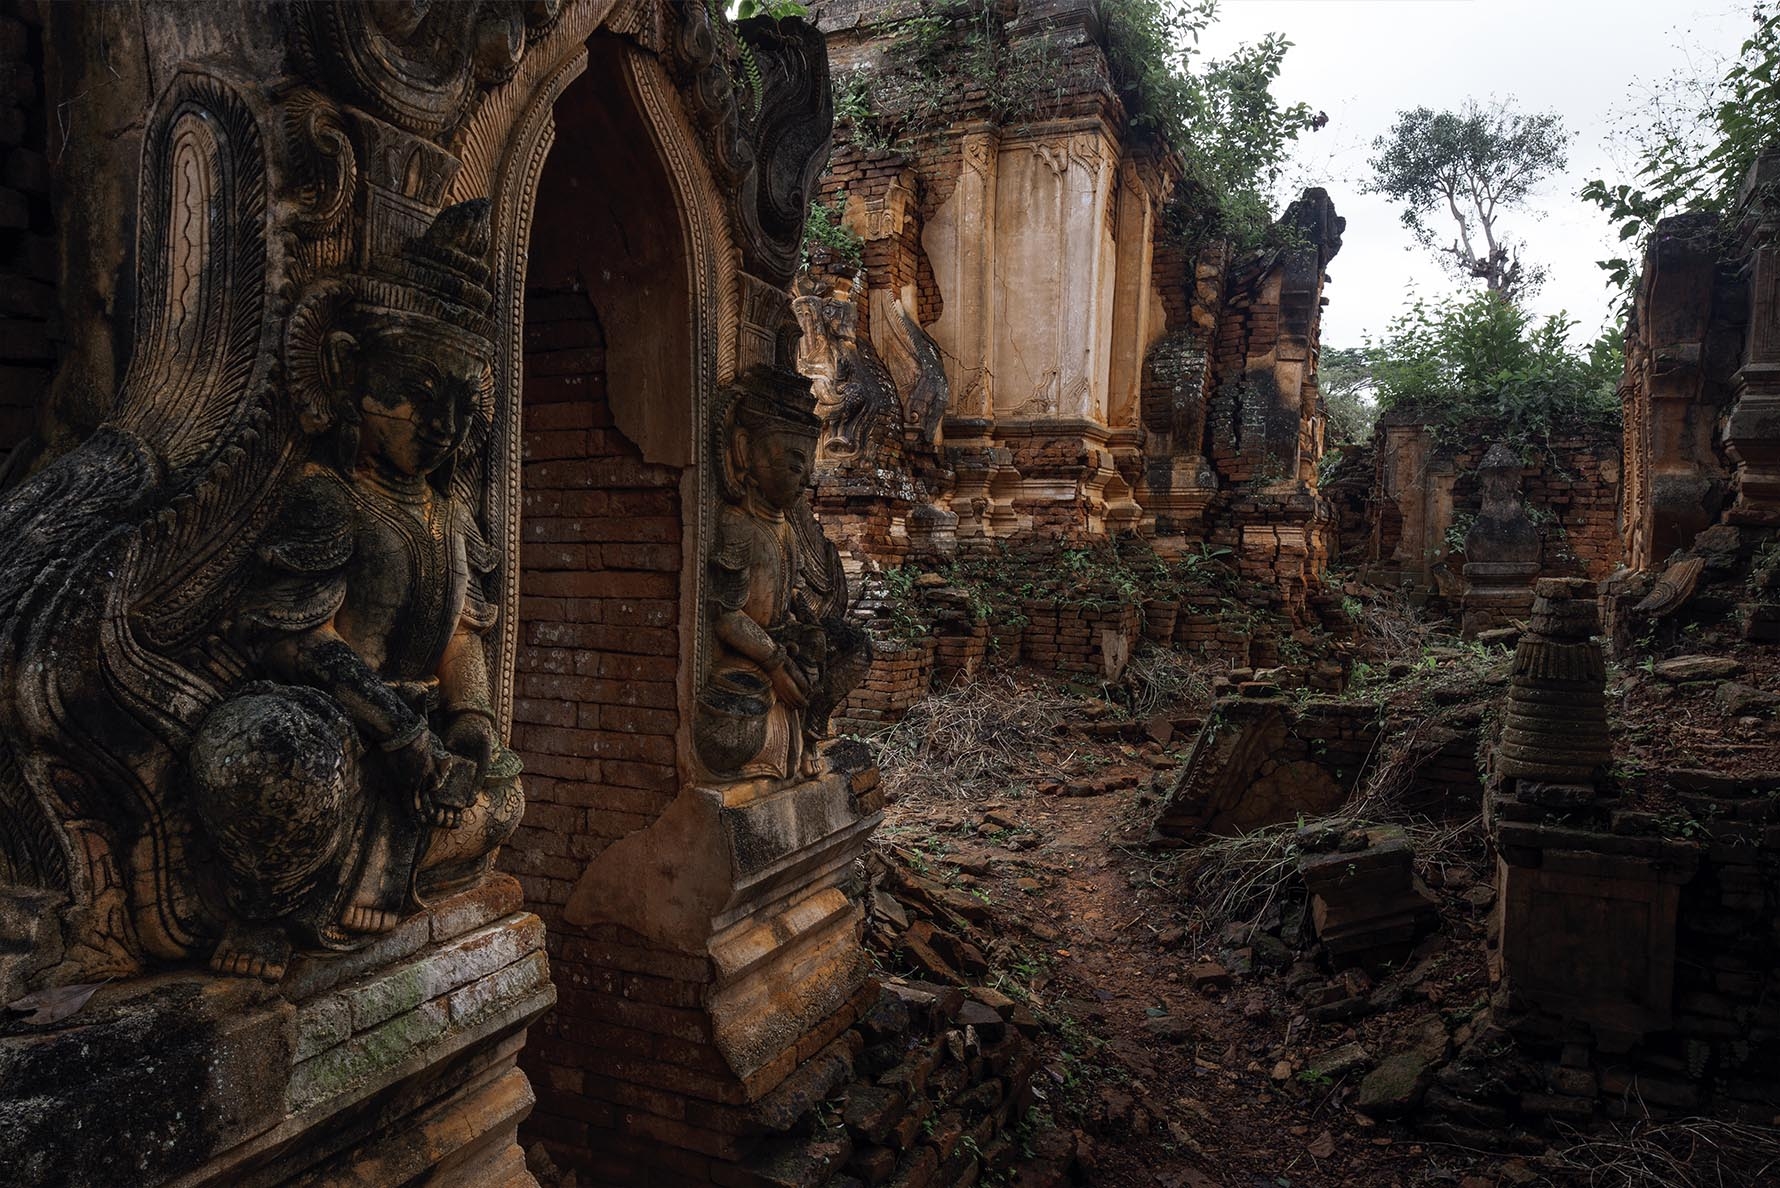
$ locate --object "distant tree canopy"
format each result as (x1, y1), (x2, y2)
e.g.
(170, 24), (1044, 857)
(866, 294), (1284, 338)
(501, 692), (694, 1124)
(1364, 293), (1620, 442)
(1317, 346), (1378, 445)
(1101, 0), (1321, 250)
(1583, 3), (1780, 296)
(1364, 100), (1571, 304)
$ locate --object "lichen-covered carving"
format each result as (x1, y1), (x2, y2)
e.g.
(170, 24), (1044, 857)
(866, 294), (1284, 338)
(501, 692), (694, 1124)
(0, 57), (523, 994)
(698, 367), (867, 781)
(791, 262), (895, 460)
(190, 201), (522, 978)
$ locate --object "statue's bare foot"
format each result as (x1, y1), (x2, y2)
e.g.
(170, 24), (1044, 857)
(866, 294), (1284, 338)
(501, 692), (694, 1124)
(339, 904), (401, 934)
(209, 923), (290, 981)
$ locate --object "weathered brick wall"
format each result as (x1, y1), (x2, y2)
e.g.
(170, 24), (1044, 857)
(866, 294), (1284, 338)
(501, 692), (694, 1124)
(505, 287), (702, 1176)
(837, 636), (934, 732)
(505, 289), (682, 911)
(0, 1), (51, 474)
(1321, 440), (1377, 569)
(1019, 596), (1139, 678)
(1365, 416), (1624, 586)
(1454, 432), (1622, 581)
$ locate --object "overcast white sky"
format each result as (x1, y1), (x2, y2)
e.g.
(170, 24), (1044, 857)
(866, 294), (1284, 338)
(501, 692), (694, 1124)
(1198, 0), (1758, 349)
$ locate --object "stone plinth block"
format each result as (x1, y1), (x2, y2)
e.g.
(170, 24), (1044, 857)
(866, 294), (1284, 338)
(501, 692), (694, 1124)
(564, 745), (884, 1093)
(0, 876), (553, 1188)
(1492, 826), (1699, 1052)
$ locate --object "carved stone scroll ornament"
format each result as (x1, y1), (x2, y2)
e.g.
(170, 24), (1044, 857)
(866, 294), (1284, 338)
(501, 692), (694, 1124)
(291, 0), (563, 139)
(672, 7), (833, 287)
(696, 367), (867, 783)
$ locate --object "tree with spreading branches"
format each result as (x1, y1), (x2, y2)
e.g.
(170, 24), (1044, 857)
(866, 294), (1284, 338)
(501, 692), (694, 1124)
(1365, 100), (1571, 304)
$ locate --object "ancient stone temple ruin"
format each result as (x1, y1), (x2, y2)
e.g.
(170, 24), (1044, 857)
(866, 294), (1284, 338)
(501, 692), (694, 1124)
(3, 0), (1780, 1184)
(0, 3), (990, 1186)
(799, 0), (1345, 611)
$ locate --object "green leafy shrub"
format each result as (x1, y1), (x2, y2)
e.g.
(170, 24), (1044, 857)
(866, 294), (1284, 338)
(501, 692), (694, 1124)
(1103, 1), (1318, 250)
(1583, 4), (1780, 296)
(801, 195), (864, 270)
(1367, 292), (1621, 440)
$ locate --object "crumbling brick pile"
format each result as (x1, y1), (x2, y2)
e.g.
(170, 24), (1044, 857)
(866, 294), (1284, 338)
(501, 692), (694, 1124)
(1018, 596), (1141, 681)
(1151, 685), (1378, 842)
(734, 976), (1058, 1188)
(930, 621), (990, 686)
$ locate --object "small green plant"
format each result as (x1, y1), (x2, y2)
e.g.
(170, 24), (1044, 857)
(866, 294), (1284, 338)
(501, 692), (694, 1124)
(1655, 810), (1713, 841)
(801, 194), (864, 271)
(1366, 292), (1622, 441)
(733, 0), (808, 15)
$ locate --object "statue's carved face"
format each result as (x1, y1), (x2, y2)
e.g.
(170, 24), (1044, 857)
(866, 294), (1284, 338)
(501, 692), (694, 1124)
(352, 334), (487, 478)
(741, 424), (816, 511)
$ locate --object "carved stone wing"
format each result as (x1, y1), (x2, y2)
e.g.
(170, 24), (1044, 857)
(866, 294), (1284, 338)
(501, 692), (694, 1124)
(0, 70), (294, 976)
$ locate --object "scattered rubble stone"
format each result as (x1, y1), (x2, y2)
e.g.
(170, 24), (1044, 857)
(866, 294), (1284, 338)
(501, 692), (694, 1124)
(1653, 654), (1744, 682)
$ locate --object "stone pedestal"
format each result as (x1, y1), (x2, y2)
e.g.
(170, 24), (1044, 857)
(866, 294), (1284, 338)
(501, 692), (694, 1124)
(556, 748), (885, 1179)
(1460, 559), (1539, 636)
(1725, 377), (1780, 524)
(0, 877), (552, 1188)
(1300, 824), (1438, 971)
(1138, 454), (1217, 547)
(1490, 817), (1698, 1051)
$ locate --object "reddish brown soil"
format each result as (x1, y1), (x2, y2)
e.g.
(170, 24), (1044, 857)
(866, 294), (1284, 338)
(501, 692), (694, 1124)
(872, 738), (1514, 1187)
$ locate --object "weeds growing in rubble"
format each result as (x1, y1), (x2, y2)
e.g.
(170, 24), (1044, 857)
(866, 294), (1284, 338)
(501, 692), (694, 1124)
(871, 673), (1076, 802)
(1168, 801), (1488, 958)
(1536, 1116), (1780, 1188)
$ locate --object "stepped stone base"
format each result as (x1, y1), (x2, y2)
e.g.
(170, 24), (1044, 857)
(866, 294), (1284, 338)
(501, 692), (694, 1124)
(0, 875), (553, 1188)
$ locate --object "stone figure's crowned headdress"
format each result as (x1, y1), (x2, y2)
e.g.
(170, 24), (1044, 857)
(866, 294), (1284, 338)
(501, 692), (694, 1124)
(715, 365), (822, 502)
(286, 198), (498, 438)
(363, 198), (497, 347)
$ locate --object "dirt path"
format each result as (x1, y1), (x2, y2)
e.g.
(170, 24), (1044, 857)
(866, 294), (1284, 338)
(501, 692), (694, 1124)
(870, 718), (1513, 1188)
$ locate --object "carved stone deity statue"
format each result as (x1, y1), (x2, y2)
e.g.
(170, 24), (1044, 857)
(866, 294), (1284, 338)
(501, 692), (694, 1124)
(0, 200), (522, 991)
(1460, 441), (1542, 636)
(188, 201), (522, 977)
(696, 366), (867, 782)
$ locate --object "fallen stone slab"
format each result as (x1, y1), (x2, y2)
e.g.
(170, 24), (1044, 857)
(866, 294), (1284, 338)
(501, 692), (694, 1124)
(1653, 655), (1743, 682)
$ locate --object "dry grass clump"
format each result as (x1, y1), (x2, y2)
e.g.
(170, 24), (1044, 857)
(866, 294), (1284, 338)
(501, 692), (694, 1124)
(1118, 645), (1219, 722)
(1539, 1117), (1780, 1188)
(1168, 796), (1486, 955)
(1352, 585), (1445, 662)
(871, 673), (1077, 803)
